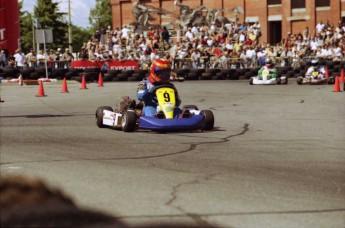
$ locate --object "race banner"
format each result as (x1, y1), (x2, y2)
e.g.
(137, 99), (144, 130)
(71, 60), (139, 71)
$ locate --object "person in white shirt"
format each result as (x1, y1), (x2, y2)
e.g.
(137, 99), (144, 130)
(185, 28), (194, 41)
(121, 25), (130, 42)
(36, 50), (46, 67)
(310, 38), (319, 51)
(190, 49), (200, 69)
(245, 46), (256, 67)
(206, 37), (214, 47)
(320, 46), (328, 58)
(149, 50), (159, 62)
(257, 48), (267, 65)
(333, 46), (343, 59)
(191, 26), (199, 36)
(13, 49), (26, 69)
(219, 52), (229, 69)
(316, 20), (324, 33)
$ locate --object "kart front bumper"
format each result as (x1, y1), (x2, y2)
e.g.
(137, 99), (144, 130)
(138, 115), (205, 131)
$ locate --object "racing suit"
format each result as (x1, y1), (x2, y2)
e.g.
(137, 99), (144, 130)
(136, 79), (182, 117)
(258, 65), (278, 80)
(305, 66), (326, 79)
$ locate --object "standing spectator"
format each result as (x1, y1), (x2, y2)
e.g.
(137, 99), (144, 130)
(139, 51), (149, 69)
(121, 25), (130, 44)
(257, 48), (267, 66)
(0, 50), (7, 68)
(36, 50), (46, 67)
(245, 46), (256, 67)
(160, 26), (170, 50)
(13, 49), (25, 69)
(61, 48), (74, 68)
(219, 52), (229, 69)
(190, 49), (200, 69)
(149, 49), (159, 62)
(316, 20), (324, 33)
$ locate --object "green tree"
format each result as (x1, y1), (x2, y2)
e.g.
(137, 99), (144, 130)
(34, 0), (68, 50)
(19, 1), (35, 53)
(71, 25), (92, 52)
(89, 0), (112, 31)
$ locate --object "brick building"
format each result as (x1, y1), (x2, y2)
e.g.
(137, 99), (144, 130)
(110, 0), (345, 44)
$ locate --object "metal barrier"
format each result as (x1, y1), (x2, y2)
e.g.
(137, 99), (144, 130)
(20, 60), (72, 69)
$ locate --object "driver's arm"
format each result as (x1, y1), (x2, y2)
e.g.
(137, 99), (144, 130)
(271, 68), (278, 78)
(305, 67), (312, 76)
(170, 83), (181, 107)
(258, 67), (264, 76)
(136, 81), (149, 101)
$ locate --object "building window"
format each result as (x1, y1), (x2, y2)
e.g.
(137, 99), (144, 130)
(291, 0), (305, 8)
(316, 0), (330, 7)
(268, 0), (281, 5)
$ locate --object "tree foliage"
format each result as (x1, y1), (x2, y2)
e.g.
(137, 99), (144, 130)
(33, 0), (68, 50)
(89, 0), (113, 31)
(19, 1), (34, 53)
(19, 0), (92, 53)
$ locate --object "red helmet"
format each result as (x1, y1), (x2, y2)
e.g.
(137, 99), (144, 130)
(148, 59), (171, 84)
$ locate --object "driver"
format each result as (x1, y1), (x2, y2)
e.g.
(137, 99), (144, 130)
(258, 58), (277, 79)
(305, 59), (326, 79)
(136, 58), (182, 117)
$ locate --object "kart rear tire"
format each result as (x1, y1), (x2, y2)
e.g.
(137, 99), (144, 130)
(284, 77), (288, 84)
(96, 106), (113, 128)
(200, 110), (214, 131)
(183, 105), (198, 111)
(297, 77), (303, 85)
(122, 110), (137, 132)
(327, 77), (335, 84)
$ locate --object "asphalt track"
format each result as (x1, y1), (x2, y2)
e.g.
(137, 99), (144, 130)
(1, 79), (344, 227)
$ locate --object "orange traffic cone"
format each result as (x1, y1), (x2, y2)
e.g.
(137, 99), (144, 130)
(61, 77), (69, 93)
(325, 67), (329, 78)
(97, 72), (104, 87)
(80, 75), (88, 89)
(36, 80), (47, 97)
(340, 69), (344, 83)
(333, 76), (341, 92)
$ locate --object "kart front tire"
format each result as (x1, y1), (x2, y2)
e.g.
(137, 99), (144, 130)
(297, 77), (303, 85)
(249, 77), (253, 85)
(200, 110), (214, 131)
(96, 106), (113, 128)
(122, 110), (137, 132)
(276, 77), (281, 85)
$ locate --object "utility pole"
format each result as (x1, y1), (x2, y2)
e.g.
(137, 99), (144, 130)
(32, 15), (36, 52)
(68, 0), (72, 52)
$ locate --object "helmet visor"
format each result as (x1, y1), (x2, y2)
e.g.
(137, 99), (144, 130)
(154, 67), (171, 79)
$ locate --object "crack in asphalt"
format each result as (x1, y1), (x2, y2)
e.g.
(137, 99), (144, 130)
(118, 207), (345, 219)
(0, 124), (250, 165)
(165, 179), (214, 227)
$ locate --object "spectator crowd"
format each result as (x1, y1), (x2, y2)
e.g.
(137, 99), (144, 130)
(1, 19), (345, 71)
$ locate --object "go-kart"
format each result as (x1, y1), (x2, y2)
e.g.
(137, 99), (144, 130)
(249, 69), (288, 85)
(95, 85), (214, 132)
(297, 70), (335, 85)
